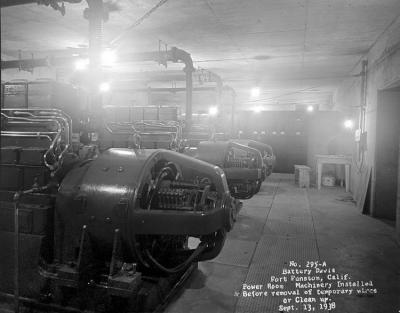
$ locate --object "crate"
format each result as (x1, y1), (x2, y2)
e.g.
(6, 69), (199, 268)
(294, 165), (311, 188)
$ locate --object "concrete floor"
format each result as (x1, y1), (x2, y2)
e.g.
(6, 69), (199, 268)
(165, 174), (400, 313)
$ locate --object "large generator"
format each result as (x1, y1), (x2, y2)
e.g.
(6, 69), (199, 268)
(0, 108), (236, 312)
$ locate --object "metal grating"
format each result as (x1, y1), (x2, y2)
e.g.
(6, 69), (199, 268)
(211, 239), (257, 268)
(228, 214), (266, 242)
(267, 203), (310, 219)
(235, 236), (320, 313)
(251, 235), (319, 266)
(239, 204), (272, 220)
(242, 196), (274, 208)
(263, 216), (314, 238)
(268, 189), (310, 219)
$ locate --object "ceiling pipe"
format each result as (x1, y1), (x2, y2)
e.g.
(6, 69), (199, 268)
(1, 46), (195, 126)
(1, 56), (75, 71)
(1, 47), (195, 72)
(117, 47), (195, 129)
(1, 0), (81, 15)
(1, 0), (39, 6)
(113, 87), (218, 93)
(117, 47), (194, 71)
(1, 0), (81, 6)
(113, 69), (223, 85)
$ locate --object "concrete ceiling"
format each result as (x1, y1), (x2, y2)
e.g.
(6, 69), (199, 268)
(2, 0), (400, 111)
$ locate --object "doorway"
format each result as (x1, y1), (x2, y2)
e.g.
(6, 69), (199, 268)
(374, 88), (400, 235)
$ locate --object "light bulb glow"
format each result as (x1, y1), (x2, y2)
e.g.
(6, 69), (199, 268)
(74, 58), (89, 71)
(208, 106), (218, 116)
(101, 49), (117, 66)
(344, 119), (354, 129)
(99, 82), (111, 93)
(307, 105), (314, 112)
(252, 106), (262, 113)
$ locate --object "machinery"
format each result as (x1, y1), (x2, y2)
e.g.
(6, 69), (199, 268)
(233, 139), (276, 179)
(0, 108), (235, 312)
(98, 105), (266, 201)
(192, 141), (264, 199)
(248, 140), (276, 178)
(0, 76), (266, 311)
(183, 123), (213, 148)
(133, 120), (184, 151)
(100, 105), (183, 152)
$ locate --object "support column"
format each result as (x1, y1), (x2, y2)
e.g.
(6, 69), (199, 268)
(184, 67), (193, 132)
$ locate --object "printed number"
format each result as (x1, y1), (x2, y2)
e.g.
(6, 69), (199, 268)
(303, 304), (313, 311)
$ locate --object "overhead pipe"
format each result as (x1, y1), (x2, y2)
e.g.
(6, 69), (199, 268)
(1, 0), (39, 6)
(1, 47), (196, 79)
(113, 86), (218, 93)
(118, 47), (194, 71)
(171, 48), (194, 129)
(1, 56), (75, 71)
(1, 46), (196, 126)
(1, 0), (81, 7)
(1, 0), (81, 16)
(116, 69), (223, 84)
(119, 47), (195, 129)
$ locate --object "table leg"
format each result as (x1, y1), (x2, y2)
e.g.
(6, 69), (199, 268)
(345, 164), (350, 192)
(317, 163), (322, 190)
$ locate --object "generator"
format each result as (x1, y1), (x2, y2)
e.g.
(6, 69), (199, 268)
(233, 139), (276, 179)
(0, 108), (236, 312)
(193, 141), (264, 199)
(247, 140), (276, 178)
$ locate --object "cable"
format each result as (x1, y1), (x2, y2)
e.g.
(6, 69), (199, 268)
(110, 0), (170, 47)
(144, 241), (207, 274)
(246, 84), (334, 103)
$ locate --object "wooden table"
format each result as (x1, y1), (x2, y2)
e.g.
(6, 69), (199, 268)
(315, 154), (352, 192)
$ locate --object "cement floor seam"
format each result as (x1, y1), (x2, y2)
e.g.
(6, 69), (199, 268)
(305, 188), (323, 261)
(232, 178), (281, 313)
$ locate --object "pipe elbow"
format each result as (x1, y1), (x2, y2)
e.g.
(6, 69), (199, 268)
(171, 47), (194, 72)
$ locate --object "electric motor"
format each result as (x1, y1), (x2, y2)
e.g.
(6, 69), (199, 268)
(55, 148), (234, 274)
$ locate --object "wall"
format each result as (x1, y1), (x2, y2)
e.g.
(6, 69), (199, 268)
(234, 111), (309, 173)
(375, 91), (400, 220)
(334, 15), (400, 241)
